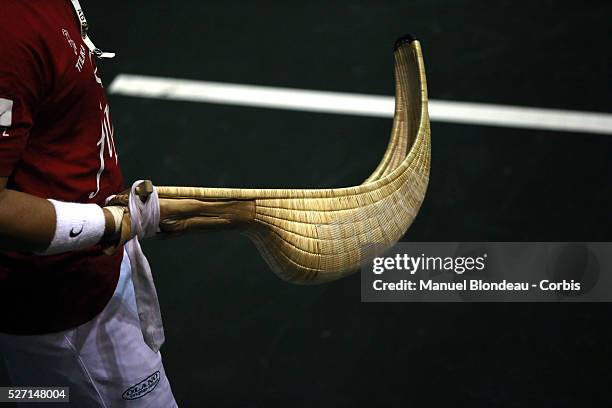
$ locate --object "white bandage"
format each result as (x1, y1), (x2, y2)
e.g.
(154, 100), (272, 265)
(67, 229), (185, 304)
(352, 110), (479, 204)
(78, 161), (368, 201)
(41, 199), (106, 255)
(123, 180), (165, 352)
(103, 205), (125, 232)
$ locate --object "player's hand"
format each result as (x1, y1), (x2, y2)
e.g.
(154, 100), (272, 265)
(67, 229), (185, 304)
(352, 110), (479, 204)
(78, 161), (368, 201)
(101, 181), (253, 254)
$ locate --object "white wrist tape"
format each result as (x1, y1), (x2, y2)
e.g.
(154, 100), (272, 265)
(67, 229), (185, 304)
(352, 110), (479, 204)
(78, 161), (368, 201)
(103, 205), (125, 232)
(41, 199), (106, 255)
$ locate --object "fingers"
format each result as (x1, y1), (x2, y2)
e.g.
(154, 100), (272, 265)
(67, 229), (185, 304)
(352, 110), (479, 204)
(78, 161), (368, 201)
(159, 216), (236, 234)
(159, 199), (217, 218)
(158, 198), (255, 232)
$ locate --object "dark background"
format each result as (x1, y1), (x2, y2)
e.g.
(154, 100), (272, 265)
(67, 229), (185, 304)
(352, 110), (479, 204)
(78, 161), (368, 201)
(3, 1), (612, 406)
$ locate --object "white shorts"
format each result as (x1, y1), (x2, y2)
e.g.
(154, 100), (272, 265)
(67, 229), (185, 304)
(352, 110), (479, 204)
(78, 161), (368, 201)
(0, 250), (178, 407)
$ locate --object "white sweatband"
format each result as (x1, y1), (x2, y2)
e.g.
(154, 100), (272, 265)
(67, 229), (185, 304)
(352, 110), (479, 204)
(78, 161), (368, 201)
(41, 199), (106, 255)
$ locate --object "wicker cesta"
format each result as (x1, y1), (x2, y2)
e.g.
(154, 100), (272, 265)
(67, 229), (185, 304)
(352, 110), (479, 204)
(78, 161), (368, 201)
(117, 37), (430, 285)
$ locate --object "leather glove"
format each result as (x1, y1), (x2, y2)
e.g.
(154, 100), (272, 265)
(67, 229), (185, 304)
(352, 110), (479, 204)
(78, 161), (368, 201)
(101, 181), (254, 254)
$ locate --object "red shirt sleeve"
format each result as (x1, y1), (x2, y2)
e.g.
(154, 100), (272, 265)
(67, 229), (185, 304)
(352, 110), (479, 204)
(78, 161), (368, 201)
(0, 18), (45, 177)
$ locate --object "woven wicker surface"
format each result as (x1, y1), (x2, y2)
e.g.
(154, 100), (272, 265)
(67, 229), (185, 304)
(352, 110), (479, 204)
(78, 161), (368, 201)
(122, 39), (430, 284)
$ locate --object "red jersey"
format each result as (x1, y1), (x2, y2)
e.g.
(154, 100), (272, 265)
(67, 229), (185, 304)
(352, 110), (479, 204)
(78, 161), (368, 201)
(0, 0), (124, 334)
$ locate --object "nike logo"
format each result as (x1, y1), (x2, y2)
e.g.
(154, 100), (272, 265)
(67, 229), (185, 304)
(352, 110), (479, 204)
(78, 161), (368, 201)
(1, 130), (8, 137)
(69, 226), (84, 238)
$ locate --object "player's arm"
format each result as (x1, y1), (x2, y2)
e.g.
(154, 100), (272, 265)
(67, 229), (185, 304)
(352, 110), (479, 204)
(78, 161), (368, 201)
(0, 176), (116, 253)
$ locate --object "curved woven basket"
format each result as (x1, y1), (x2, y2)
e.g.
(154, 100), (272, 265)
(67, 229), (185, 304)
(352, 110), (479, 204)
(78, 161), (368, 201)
(123, 37), (430, 284)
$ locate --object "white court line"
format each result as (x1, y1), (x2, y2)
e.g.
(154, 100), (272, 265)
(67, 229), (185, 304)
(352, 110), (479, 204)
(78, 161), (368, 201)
(109, 74), (612, 135)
